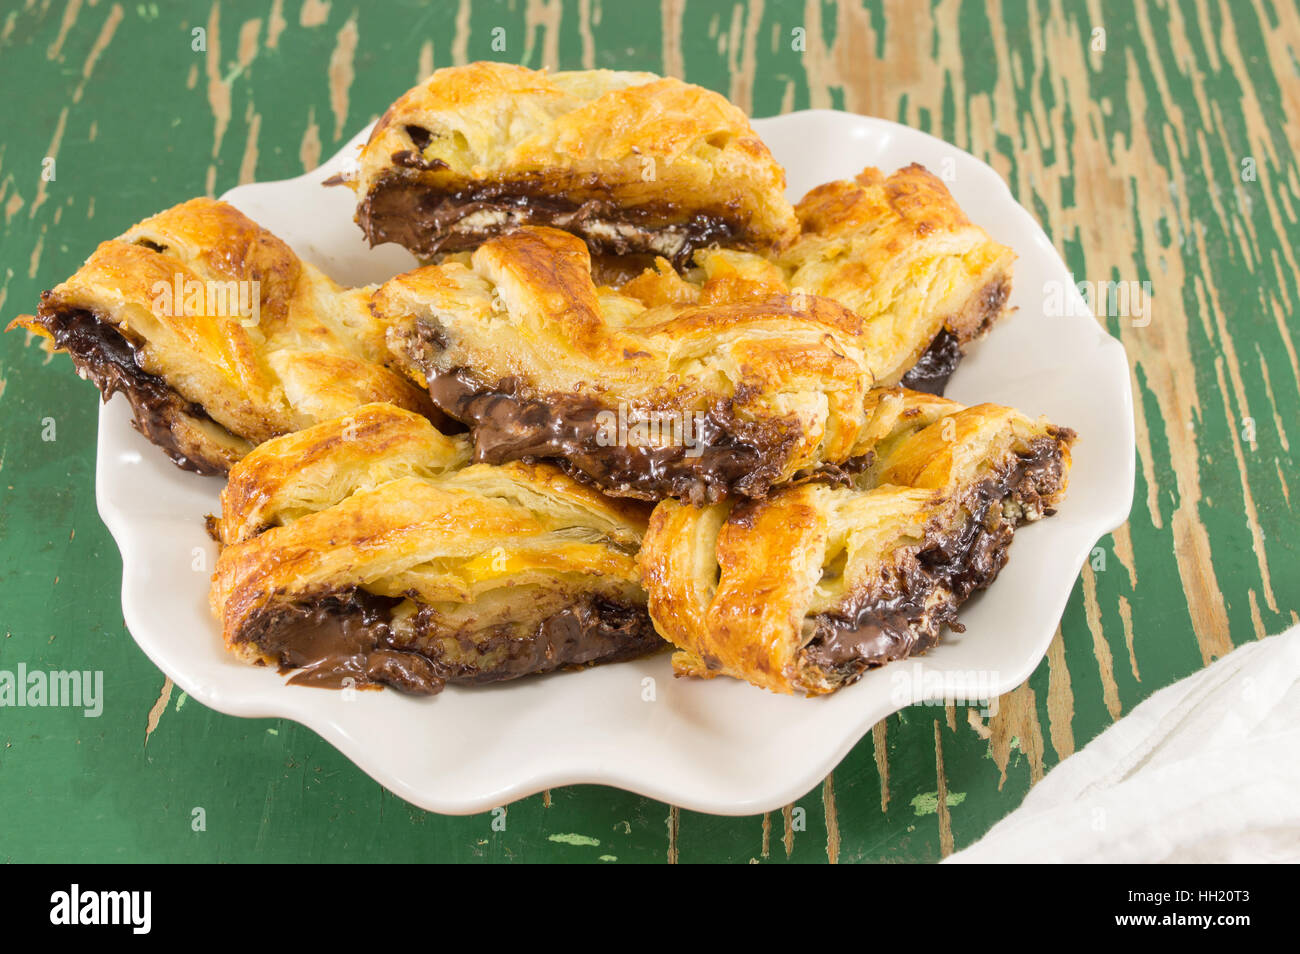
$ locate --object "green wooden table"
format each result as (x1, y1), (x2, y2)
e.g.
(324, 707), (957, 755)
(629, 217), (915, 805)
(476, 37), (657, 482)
(1, 0), (1296, 863)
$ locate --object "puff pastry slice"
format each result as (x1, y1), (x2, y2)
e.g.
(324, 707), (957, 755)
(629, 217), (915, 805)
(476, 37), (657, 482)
(210, 403), (660, 694)
(780, 164), (1016, 393)
(638, 390), (1075, 695)
(9, 198), (435, 474)
(376, 226), (883, 505)
(620, 164), (1016, 396)
(349, 62), (799, 265)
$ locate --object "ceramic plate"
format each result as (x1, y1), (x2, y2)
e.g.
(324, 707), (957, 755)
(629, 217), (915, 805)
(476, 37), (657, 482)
(95, 109), (1135, 815)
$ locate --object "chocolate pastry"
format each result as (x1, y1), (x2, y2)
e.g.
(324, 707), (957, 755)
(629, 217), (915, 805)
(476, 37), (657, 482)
(9, 198), (435, 474)
(375, 226), (888, 505)
(637, 388), (1075, 695)
(781, 164), (1015, 391)
(210, 403), (661, 694)
(346, 62), (799, 265)
(619, 164), (1016, 397)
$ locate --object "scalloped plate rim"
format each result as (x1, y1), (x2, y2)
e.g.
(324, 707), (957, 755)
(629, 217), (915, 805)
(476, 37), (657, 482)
(93, 107), (1136, 816)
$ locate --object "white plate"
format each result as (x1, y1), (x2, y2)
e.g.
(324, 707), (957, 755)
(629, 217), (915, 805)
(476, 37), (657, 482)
(96, 110), (1134, 816)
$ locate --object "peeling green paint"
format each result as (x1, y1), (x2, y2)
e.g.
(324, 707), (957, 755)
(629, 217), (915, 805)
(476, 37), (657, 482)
(548, 833), (601, 847)
(911, 791), (968, 816)
(0, 0), (1294, 864)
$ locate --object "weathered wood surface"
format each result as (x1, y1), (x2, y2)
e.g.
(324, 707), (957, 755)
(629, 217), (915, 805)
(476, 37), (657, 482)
(0, 0), (1295, 862)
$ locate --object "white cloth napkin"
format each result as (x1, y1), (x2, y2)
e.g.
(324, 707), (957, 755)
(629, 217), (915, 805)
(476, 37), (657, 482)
(945, 626), (1300, 863)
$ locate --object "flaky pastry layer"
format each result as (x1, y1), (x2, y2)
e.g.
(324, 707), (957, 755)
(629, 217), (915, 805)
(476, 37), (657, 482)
(350, 62), (799, 264)
(619, 164), (1017, 396)
(638, 389), (1075, 695)
(210, 403), (661, 694)
(10, 198), (434, 474)
(376, 226), (884, 504)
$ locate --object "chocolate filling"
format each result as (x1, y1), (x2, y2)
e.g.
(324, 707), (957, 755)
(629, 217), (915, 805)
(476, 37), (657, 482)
(29, 299), (237, 475)
(415, 599), (659, 685)
(425, 367), (810, 505)
(241, 590), (662, 695)
(899, 329), (962, 396)
(357, 171), (743, 267)
(894, 275), (1014, 396)
(970, 276), (1012, 339)
(799, 436), (1068, 687)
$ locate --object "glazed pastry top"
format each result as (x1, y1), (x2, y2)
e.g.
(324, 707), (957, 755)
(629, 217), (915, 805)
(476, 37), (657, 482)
(353, 62), (799, 254)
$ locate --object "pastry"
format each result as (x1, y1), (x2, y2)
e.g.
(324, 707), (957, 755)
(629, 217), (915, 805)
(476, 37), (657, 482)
(779, 164), (1016, 394)
(637, 389), (1074, 695)
(619, 164), (1016, 396)
(210, 403), (661, 694)
(348, 62), (799, 266)
(9, 198), (435, 475)
(376, 225), (884, 505)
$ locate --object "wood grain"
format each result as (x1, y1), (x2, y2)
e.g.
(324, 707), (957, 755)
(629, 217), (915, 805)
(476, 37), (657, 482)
(0, 0), (1294, 863)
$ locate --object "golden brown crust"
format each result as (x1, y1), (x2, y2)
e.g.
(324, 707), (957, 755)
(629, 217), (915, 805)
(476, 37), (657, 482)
(638, 389), (1075, 695)
(352, 62), (798, 262)
(779, 164), (1016, 384)
(10, 198), (435, 473)
(375, 226), (884, 503)
(609, 164), (1016, 391)
(210, 403), (656, 682)
(216, 403), (473, 547)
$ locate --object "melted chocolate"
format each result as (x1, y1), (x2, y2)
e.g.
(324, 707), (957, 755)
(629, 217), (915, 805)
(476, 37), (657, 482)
(426, 367), (803, 505)
(800, 437), (1068, 685)
(30, 300), (233, 475)
(895, 274), (1014, 396)
(357, 172), (742, 267)
(402, 125), (434, 152)
(418, 599), (660, 684)
(900, 329), (962, 396)
(251, 591), (437, 692)
(972, 277), (1012, 338)
(241, 590), (661, 695)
